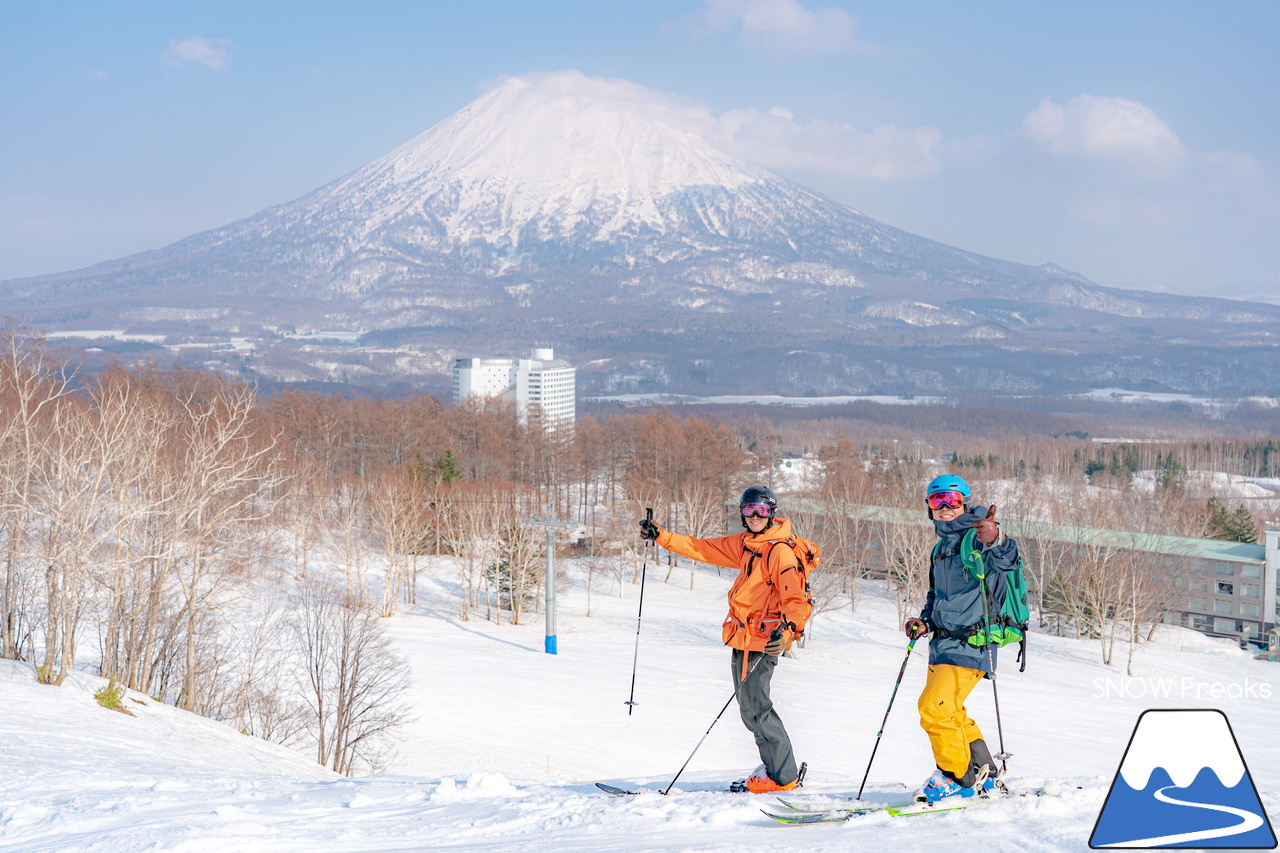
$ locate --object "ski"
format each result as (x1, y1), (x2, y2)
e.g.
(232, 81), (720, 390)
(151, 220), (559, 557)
(599, 761), (807, 798)
(887, 798), (976, 817)
(595, 783), (644, 796)
(763, 801), (903, 824)
(774, 797), (900, 814)
(763, 789), (1054, 824)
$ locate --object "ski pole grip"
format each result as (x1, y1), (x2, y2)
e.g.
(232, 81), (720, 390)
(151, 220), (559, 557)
(645, 507), (653, 522)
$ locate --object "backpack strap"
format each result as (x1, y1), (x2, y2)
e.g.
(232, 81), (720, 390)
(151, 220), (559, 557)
(765, 539), (800, 578)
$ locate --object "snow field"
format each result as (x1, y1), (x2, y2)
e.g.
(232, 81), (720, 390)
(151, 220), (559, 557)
(3, 551), (1279, 851)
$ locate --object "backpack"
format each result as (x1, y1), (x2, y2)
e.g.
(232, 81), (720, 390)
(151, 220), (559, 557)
(766, 537), (822, 632)
(937, 527), (1030, 671)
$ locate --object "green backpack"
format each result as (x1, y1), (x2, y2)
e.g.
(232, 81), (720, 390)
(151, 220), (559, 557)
(937, 527), (1031, 671)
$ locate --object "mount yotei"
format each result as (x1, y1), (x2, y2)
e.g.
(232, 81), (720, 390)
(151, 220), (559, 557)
(6, 71), (1279, 396)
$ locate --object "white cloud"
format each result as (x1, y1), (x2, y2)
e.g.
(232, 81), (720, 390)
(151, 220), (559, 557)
(161, 36), (232, 72)
(1021, 95), (1189, 176)
(674, 0), (870, 55)
(707, 106), (947, 180)
(476, 71), (944, 183)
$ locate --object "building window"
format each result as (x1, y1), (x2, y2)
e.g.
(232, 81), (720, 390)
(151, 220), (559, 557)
(1191, 579), (1208, 592)
(1214, 617), (1237, 633)
(1214, 600), (1234, 614)
(1215, 562), (1235, 575)
(1242, 604), (1260, 618)
(1243, 584), (1260, 598)
(1217, 582), (1234, 595)
(1242, 564), (1261, 578)
(1190, 598), (1208, 611)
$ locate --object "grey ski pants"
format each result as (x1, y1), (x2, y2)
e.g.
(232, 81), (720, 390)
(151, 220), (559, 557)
(730, 649), (798, 785)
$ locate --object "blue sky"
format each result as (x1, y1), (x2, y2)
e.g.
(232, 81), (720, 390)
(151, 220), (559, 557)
(2, 0), (1277, 299)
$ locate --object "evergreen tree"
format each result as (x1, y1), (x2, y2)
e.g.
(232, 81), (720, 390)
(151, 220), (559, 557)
(434, 448), (463, 485)
(1155, 451), (1184, 490)
(1228, 505), (1258, 544)
(1207, 498), (1258, 544)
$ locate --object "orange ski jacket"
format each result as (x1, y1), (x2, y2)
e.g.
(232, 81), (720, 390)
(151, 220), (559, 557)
(656, 517), (809, 653)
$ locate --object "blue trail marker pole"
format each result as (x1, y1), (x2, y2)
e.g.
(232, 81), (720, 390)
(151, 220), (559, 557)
(522, 515), (577, 654)
(545, 527), (556, 654)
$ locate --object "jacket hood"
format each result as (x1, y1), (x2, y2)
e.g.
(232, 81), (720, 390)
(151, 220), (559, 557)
(745, 516), (794, 546)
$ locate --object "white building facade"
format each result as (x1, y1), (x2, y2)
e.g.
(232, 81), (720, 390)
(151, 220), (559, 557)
(452, 347), (576, 429)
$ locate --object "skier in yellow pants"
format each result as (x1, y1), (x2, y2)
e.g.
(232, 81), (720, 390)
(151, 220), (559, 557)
(903, 474), (1021, 804)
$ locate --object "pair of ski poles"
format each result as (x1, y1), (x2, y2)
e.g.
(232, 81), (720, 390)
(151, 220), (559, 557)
(624, 507), (776, 795)
(856, 623), (1010, 799)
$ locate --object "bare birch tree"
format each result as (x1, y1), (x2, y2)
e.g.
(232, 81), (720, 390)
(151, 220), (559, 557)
(0, 327), (76, 662)
(292, 578), (412, 775)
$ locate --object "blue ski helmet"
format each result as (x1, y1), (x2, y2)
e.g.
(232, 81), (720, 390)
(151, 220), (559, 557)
(926, 475), (971, 499)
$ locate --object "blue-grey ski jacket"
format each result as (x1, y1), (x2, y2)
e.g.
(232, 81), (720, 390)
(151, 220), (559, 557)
(919, 506), (1020, 672)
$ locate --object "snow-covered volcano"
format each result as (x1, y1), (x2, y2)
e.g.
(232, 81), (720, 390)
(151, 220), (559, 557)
(311, 72), (776, 247)
(242, 70), (873, 277)
(8, 70), (1077, 300)
(6, 71), (1280, 396)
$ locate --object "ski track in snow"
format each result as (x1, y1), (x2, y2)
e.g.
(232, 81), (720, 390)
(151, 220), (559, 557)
(2, 556), (1280, 852)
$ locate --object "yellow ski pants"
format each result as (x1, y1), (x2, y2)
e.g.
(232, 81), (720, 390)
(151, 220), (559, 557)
(918, 664), (985, 779)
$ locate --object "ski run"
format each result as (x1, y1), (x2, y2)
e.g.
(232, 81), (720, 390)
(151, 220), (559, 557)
(2, 549), (1279, 852)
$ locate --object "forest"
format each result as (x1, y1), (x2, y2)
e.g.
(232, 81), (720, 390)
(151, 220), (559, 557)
(1, 327), (1276, 773)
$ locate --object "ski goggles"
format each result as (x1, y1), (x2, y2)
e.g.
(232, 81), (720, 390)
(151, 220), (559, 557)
(926, 490), (967, 510)
(740, 502), (774, 518)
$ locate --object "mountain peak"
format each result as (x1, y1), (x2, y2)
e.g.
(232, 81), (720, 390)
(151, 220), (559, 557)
(301, 71), (773, 247)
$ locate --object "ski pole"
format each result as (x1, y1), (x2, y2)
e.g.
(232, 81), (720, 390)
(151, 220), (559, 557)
(624, 507), (653, 715)
(660, 634), (778, 795)
(855, 637), (916, 801)
(976, 506), (1011, 777)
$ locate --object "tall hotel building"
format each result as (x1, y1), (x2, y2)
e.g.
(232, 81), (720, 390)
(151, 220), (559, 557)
(452, 348), (576, 429)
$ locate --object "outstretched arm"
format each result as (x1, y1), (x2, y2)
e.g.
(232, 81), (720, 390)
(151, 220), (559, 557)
(655, 529), (744, 571)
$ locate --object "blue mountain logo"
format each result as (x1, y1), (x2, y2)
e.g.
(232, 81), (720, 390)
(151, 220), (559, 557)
(1090, 709), (1275, 849)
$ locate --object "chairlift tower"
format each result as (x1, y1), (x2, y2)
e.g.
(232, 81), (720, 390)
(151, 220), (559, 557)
(519, 516), (578, 654)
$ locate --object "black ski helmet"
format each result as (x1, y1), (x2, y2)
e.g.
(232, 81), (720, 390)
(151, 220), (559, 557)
(739, 485), (778, 529)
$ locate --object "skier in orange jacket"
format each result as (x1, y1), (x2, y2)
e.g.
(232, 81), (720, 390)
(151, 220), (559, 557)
(640, 485), (808, 793)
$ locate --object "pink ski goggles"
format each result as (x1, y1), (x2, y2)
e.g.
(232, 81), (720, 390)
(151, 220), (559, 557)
(926, 490), (966, 510)
(740, 502), (774, 518)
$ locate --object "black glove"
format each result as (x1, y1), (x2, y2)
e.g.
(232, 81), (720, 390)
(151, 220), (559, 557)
(905, 617), (929, 640)
(639, 517), (660, 541)
(764, 628), (786, 656)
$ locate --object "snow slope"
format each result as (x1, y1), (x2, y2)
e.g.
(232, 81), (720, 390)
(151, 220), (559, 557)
(3, 553), (1280, 852)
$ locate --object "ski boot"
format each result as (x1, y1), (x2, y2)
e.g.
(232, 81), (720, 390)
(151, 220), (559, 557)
(730, 761), (806, 793)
